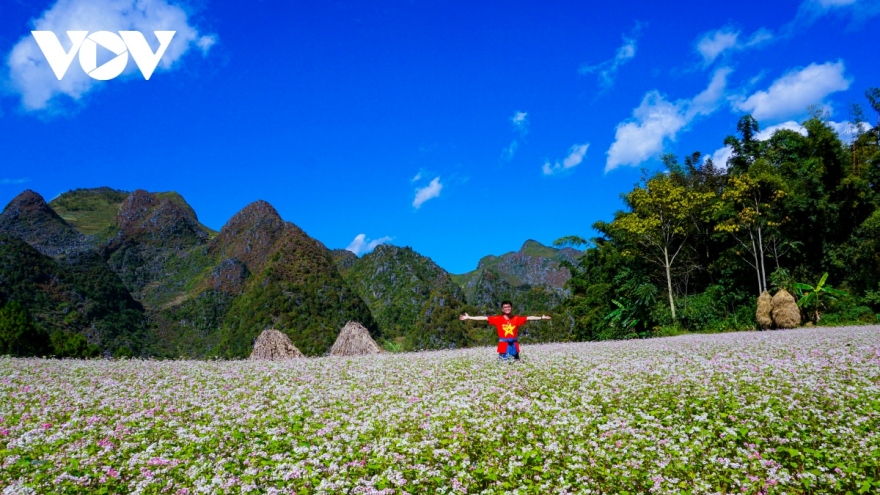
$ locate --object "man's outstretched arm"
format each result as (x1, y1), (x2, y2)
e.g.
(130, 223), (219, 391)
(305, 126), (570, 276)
(459, 313), (489, 321)
(525, 315), (552, 320)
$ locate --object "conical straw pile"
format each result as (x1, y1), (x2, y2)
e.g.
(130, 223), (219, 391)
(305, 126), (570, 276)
(249, 329), (304, 360)
(329, 321), (384, 356)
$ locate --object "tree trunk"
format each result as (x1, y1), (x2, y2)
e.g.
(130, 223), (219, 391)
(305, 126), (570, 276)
(757, 226), (767, 293)
(664, 247), (676, 320)
(750, 231), (762, 295)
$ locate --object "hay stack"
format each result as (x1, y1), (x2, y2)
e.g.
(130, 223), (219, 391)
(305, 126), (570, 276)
(329, 321), (384, 356)
(249, 329), (304, 360)
(771, 289), (801, 329)
(756, 291), (773, 329)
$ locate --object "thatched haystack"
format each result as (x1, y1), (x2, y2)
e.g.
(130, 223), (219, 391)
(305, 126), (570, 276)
(756, 291), (773, 329)
(249, 329), (304, 360)
(771, 289), (801, 329)
(329, 321), (384, 356)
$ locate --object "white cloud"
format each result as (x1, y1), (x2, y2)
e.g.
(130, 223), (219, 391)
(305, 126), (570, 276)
(346, 234), (392, 256)
(413, 177), (442, 209)
(734, 61), (851, 121)
(755, 120), (808, 140)
(0, 178), (31, 185)
(5, 0), (217, 112)
(827, 120), (873, 140)
(579, 26), (641, 89)
(707, 120), (808, 168)
(696, 29), (739, 65)
(695, 27), (773, 66)
(501, 140), (519, 161)
(510, 111), (528, 134)
(707, 146), (734, 168)
(196, 35), (216, 54)
(606, 68), (731, 172)
(799, 0), (878, 21)
(411, 171), (422, 182)
(543, 143), (589, 176)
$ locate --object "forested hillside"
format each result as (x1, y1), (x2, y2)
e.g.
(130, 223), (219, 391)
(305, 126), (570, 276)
(557, 90), (880, 340)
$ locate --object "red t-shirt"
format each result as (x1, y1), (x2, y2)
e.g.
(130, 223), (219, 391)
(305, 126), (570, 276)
(487, 315), (527, 353)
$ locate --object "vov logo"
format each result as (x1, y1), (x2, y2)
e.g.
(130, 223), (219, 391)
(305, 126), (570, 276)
(32, 31), (176, 81)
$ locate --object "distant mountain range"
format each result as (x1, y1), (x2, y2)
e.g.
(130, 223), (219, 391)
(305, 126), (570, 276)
(0, 187), (581, 357)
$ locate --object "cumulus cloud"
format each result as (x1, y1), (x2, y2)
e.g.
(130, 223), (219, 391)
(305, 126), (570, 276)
(542, 143), (589, 176)
(413, 177), (442, 209)
(0, 178), (31, 185)
(5, 0), (217, 112)
(580, 24), (642, 89)
(411, 171), (422, 182)
(696, 27), (773, 66)
(605, 68), (731, 172)
(346, 234), (392, 256)
(733, 61), (851, 121)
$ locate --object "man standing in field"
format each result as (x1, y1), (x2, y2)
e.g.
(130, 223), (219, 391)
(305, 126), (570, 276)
(459, 301), (551, 361)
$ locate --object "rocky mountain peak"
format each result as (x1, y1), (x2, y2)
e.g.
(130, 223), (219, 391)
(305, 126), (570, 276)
(114, 190), (207, 247)
(212, 200), (287, 273)
(0, 189), (89, 256)
(116, 189), (158, 232)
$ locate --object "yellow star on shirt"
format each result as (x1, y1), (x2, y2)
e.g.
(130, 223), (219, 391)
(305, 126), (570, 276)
(502, 323), (516, 336)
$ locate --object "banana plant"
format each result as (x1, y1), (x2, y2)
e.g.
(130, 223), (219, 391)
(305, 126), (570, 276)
(794, 272), (846, 322)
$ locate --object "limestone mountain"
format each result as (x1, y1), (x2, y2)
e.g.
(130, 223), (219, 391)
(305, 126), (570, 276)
(1, 186), (569, 359)
(1, 188), (376, 358)
(335, 244), (472, 350)
(148, 199), (376, 358)
(101, 189), (216, 308)
(467, 267), (566, 314)
(0, 190), (91, 256)
(453, 239), (583, 302)
(212, 206), (378, 358)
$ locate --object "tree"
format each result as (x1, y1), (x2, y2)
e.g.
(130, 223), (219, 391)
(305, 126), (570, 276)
(612, 174), (715, 319)
(724, 115), (763, 174)
(0, 300), (50, 357)
(715, 159), (787, 295)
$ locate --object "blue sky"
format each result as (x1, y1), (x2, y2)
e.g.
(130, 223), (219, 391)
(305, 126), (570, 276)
(1, 0), (878, 274)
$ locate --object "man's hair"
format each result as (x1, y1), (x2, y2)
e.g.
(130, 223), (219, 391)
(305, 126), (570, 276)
(500, 300), (513, 307)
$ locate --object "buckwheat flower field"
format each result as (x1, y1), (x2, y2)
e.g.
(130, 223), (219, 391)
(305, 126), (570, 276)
(2, 327), (880, 494)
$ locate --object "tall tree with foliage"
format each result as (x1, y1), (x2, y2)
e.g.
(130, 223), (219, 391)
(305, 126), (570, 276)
(611, 174), (715, 320)
(715, 158), (787, 295)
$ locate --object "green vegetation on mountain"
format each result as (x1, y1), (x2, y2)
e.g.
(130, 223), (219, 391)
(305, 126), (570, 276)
(0, 233), (148, 357)
(467, 268), (563, 313)
(216, 222), (378, 357)
(452, 239), (581, 302)
(336, 244), (470, 350)
(49, 187), (129, 235)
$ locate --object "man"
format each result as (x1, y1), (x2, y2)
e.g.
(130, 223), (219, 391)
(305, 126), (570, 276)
(459, 301), (551, 361)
